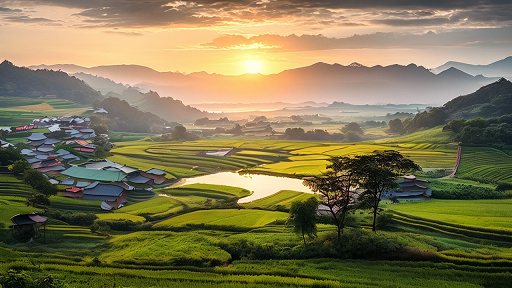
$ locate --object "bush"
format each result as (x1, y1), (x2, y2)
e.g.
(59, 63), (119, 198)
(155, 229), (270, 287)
(44, 210), (97, 226)
(495, 182), (512, 192)
(431, 183), (504, 199)
(25, 194), (50, 208)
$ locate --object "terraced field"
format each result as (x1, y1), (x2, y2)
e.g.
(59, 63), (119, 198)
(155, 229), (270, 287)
(0, 96), (90, 127)
(243, 190), (316, 210)
(383, 199), (512, 231)
(153, 209), (288, 229)
(110, 135), (458, 180)
(0, 175), (40, 226)
(456, 146), (512, 182)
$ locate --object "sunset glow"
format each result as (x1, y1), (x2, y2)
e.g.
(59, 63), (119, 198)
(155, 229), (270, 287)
(246, 60), (262, 74)
(0, 1), (510, 76)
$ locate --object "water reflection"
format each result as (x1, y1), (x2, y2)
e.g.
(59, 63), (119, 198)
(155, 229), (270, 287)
(167, 172), (314, 203)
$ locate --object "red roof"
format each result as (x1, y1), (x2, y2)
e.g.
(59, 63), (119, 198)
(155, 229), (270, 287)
(65, 187), (83, 193)
(74, 147), (95, 153)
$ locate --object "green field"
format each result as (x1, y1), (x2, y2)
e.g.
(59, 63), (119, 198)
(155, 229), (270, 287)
(109, 133), (458, 180)
(243, 190), (316, 210)
(0, 96), (90, 127)
(456, 146), (512, 183)
(153, 209), (288, 229)
(383, 199), (512, 231)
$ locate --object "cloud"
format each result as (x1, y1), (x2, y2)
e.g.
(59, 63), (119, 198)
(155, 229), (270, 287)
(103, 31), (143, 36)
(3, 15), (61, 24)
(0, 0), (510, 29)
(0, 7), (22, 13)
(201, 26), (512, 51)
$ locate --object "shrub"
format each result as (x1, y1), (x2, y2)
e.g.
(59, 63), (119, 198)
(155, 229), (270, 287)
(495, 182), (512, 192)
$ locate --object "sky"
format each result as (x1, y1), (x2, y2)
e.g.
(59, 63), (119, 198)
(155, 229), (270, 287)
(1, 0), (511, 75)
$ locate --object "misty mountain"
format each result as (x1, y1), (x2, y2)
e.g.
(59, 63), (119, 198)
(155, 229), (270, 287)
(434, 56), (512, 78)
(30, 61), (499, 105)
(404, 78), (512, 133)
(0, 60), (103, 104)
(105, 88), (207, 122)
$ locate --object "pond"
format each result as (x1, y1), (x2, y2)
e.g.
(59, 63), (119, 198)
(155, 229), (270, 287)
(168, 172), (314, 203)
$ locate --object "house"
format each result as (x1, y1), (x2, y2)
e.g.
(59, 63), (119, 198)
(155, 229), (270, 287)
(382, 175), (431, 201)
(81, 183), (127, 210)
(140, 168), (168, 185)
(10, 212), (47, 234)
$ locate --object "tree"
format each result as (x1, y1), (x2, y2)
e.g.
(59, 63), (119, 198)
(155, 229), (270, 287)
(304, 157), (363, 241)
(287, 197), (319, 245)
(387, 119), (404, 134)
(340, 122), (363, 134)
(91, 124), (108, 135)
(354, 150), (421, 232)
(171, 125), (187, 140)
(26, 193), (50, 208)
(8, 159), (30, 175)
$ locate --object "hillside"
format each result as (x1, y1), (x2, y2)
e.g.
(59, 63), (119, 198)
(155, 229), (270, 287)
(30, 61), (498, 104)
(434, 56), (512, 78)
(404, 78), (512, 132)
(79, 74), (208, 122)
(0, 61), (103, 104)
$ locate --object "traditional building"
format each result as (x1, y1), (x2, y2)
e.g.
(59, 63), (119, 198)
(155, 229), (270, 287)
(382, 175), (431, 201)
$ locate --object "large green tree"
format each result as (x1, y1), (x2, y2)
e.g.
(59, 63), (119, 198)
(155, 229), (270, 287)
(287, 197), (319, 245)
(303, 160), (360, 241)
(353, 150), (421, 232)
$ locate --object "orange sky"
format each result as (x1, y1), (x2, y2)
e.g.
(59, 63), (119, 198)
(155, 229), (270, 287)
(1, 1), (511, 75)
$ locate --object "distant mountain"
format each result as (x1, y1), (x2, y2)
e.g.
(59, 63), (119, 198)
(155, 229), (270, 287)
(0, 60), (103, 104)
(78, 74), (207, 122)
(434, 56), (512, 78)
(30, 61), (499, 104)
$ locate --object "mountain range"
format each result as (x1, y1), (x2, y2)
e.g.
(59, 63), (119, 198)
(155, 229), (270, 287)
(434, 56), (512, 78)
(31, 59), (506, 105)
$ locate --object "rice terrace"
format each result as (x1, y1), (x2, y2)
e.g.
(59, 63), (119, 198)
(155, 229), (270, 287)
(2, 4), (512, 286)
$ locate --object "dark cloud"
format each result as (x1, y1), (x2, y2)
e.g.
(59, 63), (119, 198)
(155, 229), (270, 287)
(3, 15), (61, 24)
(0, 0), (510, 28)
(0, 7), (22, 12)
(202, 26), (512, 51)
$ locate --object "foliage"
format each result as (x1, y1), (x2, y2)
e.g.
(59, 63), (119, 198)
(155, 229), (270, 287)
(8, 159), (30, 175)
(430, 181), (504, 199)
(340, 122), (363, 134)
(0, 147), (24, 166)
(90, 124), (108, 135)
(287, 197), (318, 245)
(443, 115), (512, 147)
(387, 118), (404, 134)
(282, 127), (345, 142)
(0, 60), (103, 104)
(25, 194), (50, 208)
(44, 209), (97, 226)
(96, 96), (168, 133)
(159, 125), (199, 141)
(22, 169), (58, 197)
(496, 182), (512, 191)
(348, 150), (421, 231)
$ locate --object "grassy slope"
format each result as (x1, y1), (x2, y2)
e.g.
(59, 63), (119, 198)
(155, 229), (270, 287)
(382, 199), (512, 230)
(153, 209), (288, 229)
(456, 146), (512, 182)
(0, 96), (90, 127)
(243, 190), (316, 210)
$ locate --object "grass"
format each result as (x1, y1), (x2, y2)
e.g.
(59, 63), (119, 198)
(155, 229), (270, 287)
(456, 146), (512, 182)
(0, 96), (90, 127)
(383, 199), (512, 231)
(99, 231), (232, 264)
(95, 213), (146, 222)
(243, 190), (316, 210)
(153, 209), (288, 229)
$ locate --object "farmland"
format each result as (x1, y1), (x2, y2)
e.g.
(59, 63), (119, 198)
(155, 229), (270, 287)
(109, 133), (458, 179)
(2, 125), (512, 287)
(0, 96), (90, 127)
(456, 146), (512, 183)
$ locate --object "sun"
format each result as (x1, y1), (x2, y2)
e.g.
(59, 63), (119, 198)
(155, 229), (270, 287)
(246, 59), (262, 74)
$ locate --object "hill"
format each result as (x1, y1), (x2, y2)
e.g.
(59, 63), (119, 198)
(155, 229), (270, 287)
(0, 60), (103, 104)
(80, 74), (208, 122)
(30, 62), (498, 104)
(434, 56), (512, 78)
(404, 78), (512, 133)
